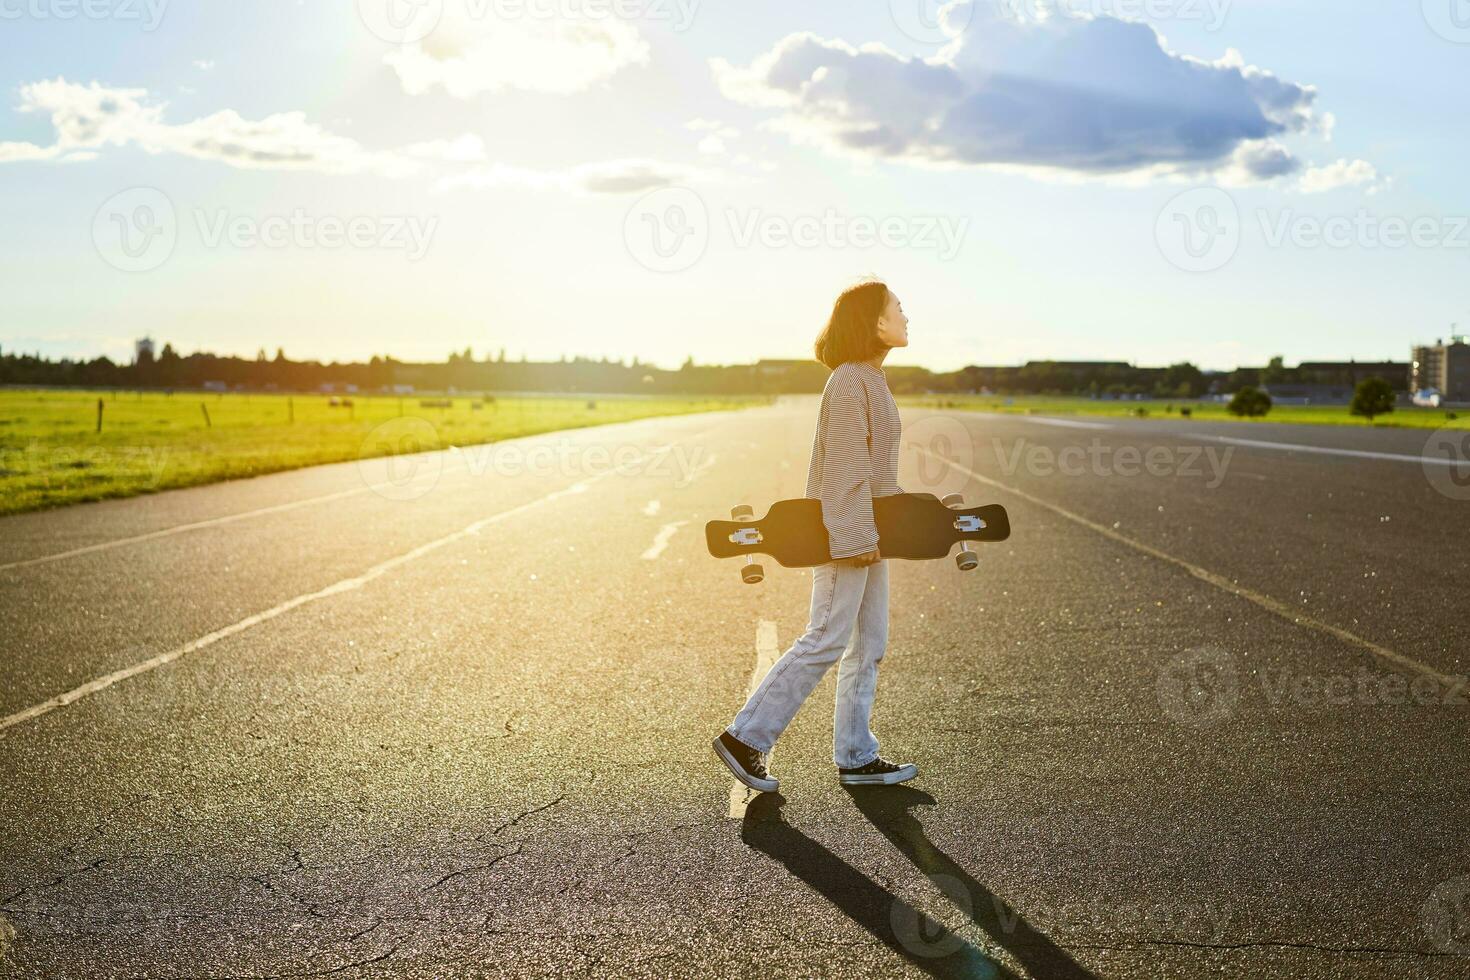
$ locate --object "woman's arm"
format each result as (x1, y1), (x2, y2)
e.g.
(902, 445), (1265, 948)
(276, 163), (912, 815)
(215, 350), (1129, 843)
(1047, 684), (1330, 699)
(815, 368), (879, 561)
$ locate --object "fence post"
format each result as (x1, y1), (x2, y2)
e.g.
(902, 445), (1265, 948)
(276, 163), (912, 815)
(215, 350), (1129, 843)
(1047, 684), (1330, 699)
(96, 398), (104, 433)
(201, 403), (212, 428)
(288, 397), (294, 423)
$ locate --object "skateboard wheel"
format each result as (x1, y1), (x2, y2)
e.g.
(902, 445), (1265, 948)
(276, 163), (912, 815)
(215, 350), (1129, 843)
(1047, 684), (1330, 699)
(941, 493), (964, 508)
(741, 563), (765, 584)
(956, 551), (978, 572)
(732, 504), (755, 520)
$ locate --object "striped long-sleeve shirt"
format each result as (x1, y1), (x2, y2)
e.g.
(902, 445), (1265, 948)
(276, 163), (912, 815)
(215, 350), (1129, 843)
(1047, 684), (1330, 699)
(805, 361), (903, 560)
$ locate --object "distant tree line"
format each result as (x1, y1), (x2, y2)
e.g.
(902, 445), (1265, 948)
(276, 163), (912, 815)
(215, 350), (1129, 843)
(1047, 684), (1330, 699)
(0, 344), (1409, 397)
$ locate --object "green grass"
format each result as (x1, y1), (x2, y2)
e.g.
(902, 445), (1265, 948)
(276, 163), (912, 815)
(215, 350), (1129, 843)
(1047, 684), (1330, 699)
(899, 394), (1470, 430)
(0, 389), (766, 516)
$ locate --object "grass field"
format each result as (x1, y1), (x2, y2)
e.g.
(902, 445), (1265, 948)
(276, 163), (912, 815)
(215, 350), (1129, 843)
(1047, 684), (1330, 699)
(0, 389), (766, 516)
(900, 394), (1470, 430)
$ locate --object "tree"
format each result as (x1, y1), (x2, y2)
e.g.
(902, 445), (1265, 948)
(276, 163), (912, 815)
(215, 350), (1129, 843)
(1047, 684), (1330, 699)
(1350, 377), (1395, 421)
(1161, 361), (1204, 398)
(1228, 386), (1272, 418)
(1262, 355), (1289, 385)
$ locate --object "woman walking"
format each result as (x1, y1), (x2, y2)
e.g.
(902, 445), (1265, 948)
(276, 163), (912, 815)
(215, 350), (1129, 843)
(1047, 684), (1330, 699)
(713, 279), (917, 792)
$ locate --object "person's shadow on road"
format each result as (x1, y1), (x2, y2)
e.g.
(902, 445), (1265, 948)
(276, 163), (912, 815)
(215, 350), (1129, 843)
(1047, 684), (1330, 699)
(846, 785), (1097, 980)
(741, 792), (1014, 979)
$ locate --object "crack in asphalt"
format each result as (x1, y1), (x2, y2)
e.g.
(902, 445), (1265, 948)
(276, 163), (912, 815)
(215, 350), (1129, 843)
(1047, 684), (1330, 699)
(422, 843), (525, 894)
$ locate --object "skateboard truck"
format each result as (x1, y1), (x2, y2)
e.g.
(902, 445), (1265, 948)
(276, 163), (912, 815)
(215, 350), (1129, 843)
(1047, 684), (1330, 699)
(730, 505), (764, 584)
(942, 493), (979, 572)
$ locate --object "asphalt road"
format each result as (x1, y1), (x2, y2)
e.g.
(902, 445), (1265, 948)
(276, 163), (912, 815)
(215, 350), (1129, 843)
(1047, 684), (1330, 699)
(1, 402), (1468, 978)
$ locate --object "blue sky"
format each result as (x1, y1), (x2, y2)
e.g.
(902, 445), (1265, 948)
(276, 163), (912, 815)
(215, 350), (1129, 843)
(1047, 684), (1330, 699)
(2, 0), (1467, 372)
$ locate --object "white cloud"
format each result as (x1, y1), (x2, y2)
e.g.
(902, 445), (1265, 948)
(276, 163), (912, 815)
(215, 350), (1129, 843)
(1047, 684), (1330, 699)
(6, 78), (453, 176)
(7, 78), (701, 194)
(0, 141), (60, 163)
(1299, 158), (1381, 194)
(163, 109), (408, 174)
(438, 157), (702, 195)
(403, 133), (489, 163)
(19, 79), (162, 149)
(384, 11), (648, 98)
(711, 2), (1342, 185)
(193, 59), (215, 71)
(687, 118), (739, 156)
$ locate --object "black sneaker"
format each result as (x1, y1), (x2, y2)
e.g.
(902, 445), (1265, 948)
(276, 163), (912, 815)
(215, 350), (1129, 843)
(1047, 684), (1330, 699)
(712, 731), (778, 793)
(838, 757), (917, 786)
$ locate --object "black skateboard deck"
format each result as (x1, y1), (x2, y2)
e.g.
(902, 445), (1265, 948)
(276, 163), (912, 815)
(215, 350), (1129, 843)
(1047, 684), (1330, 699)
(706, 492), (1009, 582)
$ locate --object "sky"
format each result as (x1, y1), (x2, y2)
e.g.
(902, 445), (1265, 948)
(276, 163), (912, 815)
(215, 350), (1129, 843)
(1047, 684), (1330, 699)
(2, 0), (1468, 373)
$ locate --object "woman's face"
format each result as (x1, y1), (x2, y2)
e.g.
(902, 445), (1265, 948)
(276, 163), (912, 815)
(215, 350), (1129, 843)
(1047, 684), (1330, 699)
(876, 289), (909, 349)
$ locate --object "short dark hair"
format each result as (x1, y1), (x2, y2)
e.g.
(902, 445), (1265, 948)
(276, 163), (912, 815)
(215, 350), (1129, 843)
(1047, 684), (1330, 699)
(813, 280), (889, 370)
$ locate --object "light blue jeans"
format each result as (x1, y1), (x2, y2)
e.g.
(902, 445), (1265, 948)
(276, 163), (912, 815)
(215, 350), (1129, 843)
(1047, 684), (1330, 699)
(727, 560), (888, 768)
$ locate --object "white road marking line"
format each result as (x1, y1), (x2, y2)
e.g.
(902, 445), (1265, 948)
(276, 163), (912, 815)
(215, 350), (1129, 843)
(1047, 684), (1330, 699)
(729, 620), (781, 819)
(0, 449), (670, 736)
(642, 500), (661, 517)
(918, 447), (1461, 689)
(956, 411), (1114, 430)
(640, 521), (687, 560)
(1185, 432), (1467, 467)
(0, 460), (466, 574)
(1012, 416), (1115, 430)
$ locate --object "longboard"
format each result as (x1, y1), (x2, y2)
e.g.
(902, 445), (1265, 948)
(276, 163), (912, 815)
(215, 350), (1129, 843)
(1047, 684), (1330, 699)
(705, 492), (1010, 583)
